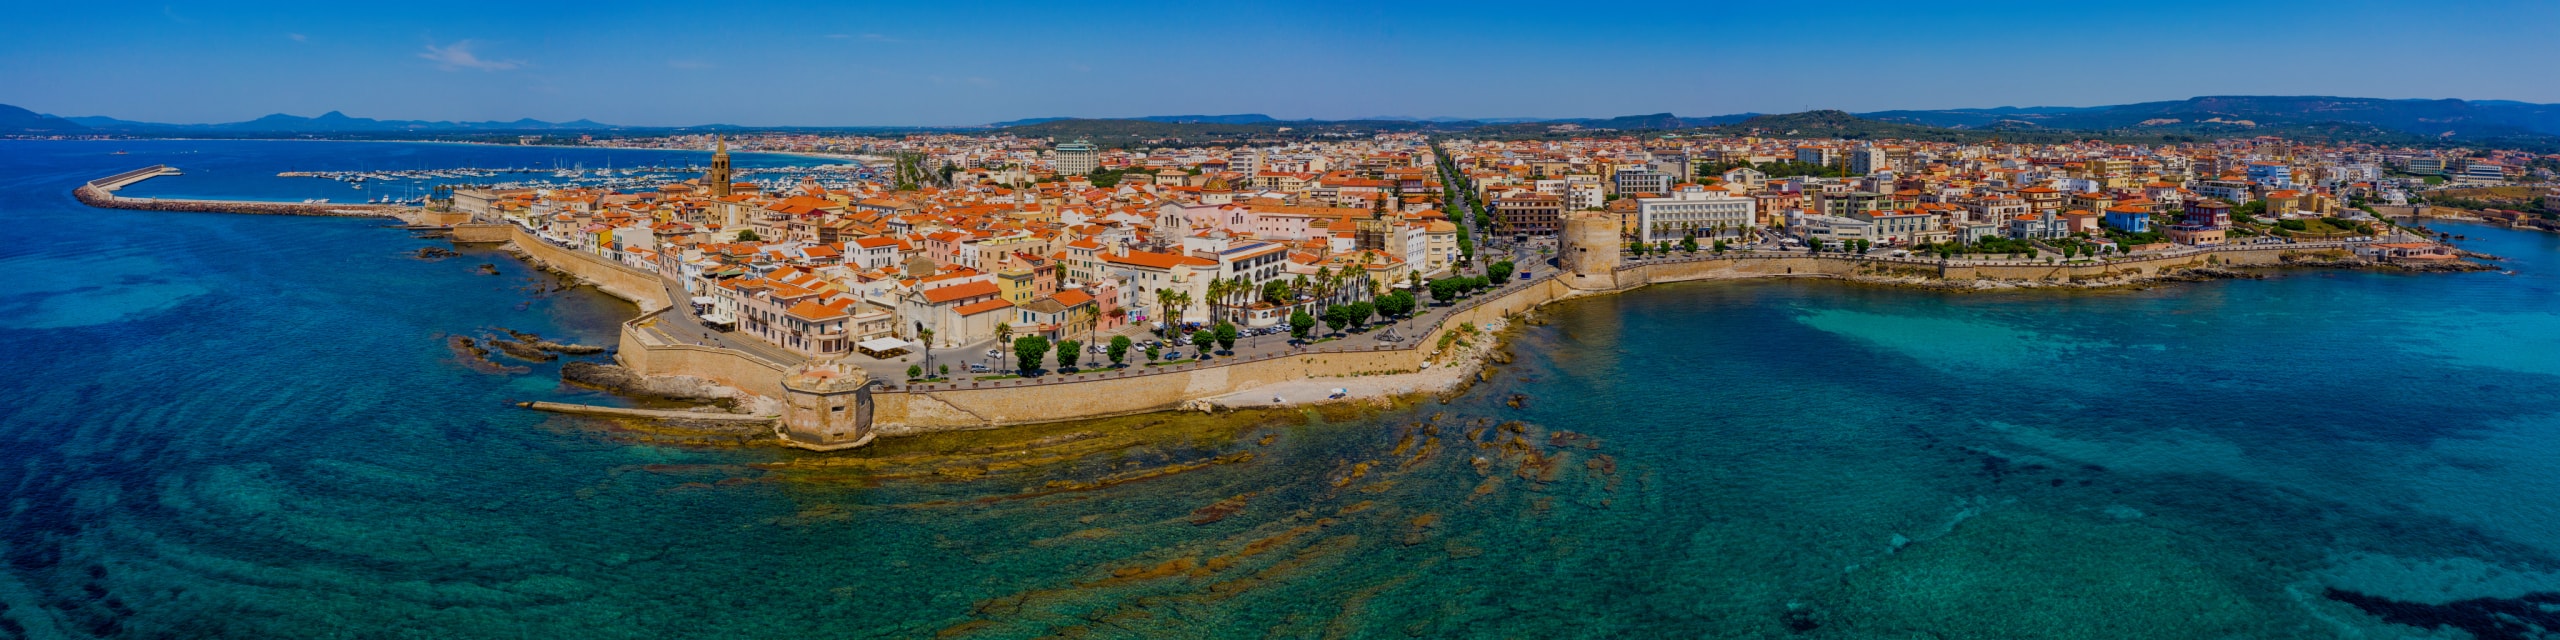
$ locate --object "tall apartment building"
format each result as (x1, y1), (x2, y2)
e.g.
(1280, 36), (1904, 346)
(1493, 192), (1564, 235)
(1054, 140), (1100, 175)
(1612, 168), (1674, 197)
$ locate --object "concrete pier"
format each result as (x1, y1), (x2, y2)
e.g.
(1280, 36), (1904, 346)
(516, 401), (776, 423)
(76, 165), (435, 222)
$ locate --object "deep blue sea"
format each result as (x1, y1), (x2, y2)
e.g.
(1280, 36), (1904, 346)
(5, 139), (2560, 639)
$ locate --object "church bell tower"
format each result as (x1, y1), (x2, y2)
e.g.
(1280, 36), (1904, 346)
(707, 136), (734, 198)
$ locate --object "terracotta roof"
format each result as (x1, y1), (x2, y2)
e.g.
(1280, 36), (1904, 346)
(921, 281), (1001, 304)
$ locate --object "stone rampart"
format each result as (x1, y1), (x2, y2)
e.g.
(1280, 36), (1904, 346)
(500, 225), (671, 311)
(863, 276), (1575, 434)
(448, 223), (514, 243)
(616, 312), (790, 399)
(595, 233), (2378, 439)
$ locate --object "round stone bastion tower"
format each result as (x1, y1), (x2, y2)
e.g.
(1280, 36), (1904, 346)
(1559, 211), (1622, 291)
(779, 361), (877, 451)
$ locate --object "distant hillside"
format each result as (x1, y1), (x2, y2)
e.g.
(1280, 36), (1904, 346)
(1861, 96), (2560, 139)
(1136, 114), (1279, 125)
(61, 110), (621, 133)
(0, 104), (87, 134)
(999, 117), (1452, 146)
(992, 113), (1278, 127)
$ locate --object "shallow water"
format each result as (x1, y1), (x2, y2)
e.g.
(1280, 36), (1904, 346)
(5, 140), (2560, 638)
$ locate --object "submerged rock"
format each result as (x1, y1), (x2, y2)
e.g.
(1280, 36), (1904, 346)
(474, 263), (501, 276)
(1818, 509), (2271, 638)
(487, 337), (556, 362)
(498, 328), (607, 354)
(414, 246), (459, 260)
(446, 336), (527, 375)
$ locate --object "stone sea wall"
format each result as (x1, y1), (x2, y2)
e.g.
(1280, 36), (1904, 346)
(491, 225), (672, 311)
(617, 317), (790, 399)
(868, 278), (1577, 434)
(513, 208), (2378, 438)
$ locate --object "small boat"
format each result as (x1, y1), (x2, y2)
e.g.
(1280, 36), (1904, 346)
(111, 150), (128, 155)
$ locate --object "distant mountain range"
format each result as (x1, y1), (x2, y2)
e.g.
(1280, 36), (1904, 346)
(51, 110), (622, 133)
(0, 104), (84, 133)
(11, 97), (2560, 146)
(1858, 96), (2560, 138)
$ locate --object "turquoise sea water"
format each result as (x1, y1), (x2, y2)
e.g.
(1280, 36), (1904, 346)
(5, 140), (2560, 638)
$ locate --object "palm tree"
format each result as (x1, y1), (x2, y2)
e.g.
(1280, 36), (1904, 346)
(994, 322), (1013, 371)
(1205, 277), (1232, 324)
(916, 327), (935, 372)
(1154, 288), (1180, 329)
(1077, 305), (1101, 343)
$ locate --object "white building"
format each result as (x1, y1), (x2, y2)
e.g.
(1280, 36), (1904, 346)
(1636, 184), (1758, 243)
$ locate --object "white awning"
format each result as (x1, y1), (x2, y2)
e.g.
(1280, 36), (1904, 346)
(690, 296), (717, 305)
(857, 337), (909, 352)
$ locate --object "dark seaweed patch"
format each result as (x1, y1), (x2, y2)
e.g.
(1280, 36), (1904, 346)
(2325, 588), (2560, 640)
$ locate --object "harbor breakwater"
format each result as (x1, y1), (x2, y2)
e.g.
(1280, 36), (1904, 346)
(76, 164), (461, 224)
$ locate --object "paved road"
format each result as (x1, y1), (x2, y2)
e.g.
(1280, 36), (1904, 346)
(648, 276), (808, 366)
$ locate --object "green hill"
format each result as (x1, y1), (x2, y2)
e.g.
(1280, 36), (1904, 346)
(0, 104), (87, 134)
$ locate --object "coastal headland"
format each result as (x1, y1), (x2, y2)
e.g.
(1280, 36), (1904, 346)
(77, 167), (2493, 451)
(453, 218), (2476, 446)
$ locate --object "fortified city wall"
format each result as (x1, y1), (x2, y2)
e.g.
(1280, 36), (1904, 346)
(866, 277), (1579, 434)
(479, 225), (672, 311)
(68, 167), (2393, 447)
(466, 215), (2370, 443)
(617, 316), (791, 399)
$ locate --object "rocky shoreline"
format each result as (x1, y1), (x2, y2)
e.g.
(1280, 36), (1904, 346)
(1836, 254), (2495, 292)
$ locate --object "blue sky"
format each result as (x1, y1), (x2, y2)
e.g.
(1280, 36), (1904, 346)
(5, 0), (2557, 126)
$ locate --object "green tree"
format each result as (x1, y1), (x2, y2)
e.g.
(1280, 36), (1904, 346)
(1145, 343), (1161, 361)
(1213, 321), (1238, 352)
(1108, 335), (1132, 366)
(1376, 291), (1415, 319)
(1290, 309), (1318, 340)
(1262, 280), (1292, 306)
(1427, 278), (1457, 304)
(1628, 241), (1647, 257)
(1056, 339), (1082, 370)
(734, 229), (762, 242)
(1321, 305), (1349, 335)
(1345, 301), (1376, 329)
(1487, 260), (1515, 284)
(1011, 336), (1051, 374)
(906, 364), (922, 380)
(938, 364), (948, 378)
(1679, 234), (1699, 253)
